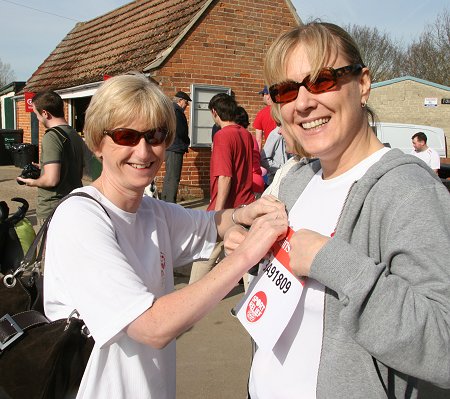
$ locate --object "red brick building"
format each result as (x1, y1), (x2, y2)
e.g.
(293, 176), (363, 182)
(14, 0), (301, 200)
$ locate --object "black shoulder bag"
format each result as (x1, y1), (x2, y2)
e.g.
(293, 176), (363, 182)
(0, 192), (108, 399)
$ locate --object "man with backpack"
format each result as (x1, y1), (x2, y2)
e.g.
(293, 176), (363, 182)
(16, 91), (85, 225)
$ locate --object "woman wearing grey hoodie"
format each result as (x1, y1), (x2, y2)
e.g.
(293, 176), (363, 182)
(232, 22), (450, 399)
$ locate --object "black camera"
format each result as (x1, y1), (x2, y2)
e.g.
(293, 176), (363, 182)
(17, 163), (40, 185)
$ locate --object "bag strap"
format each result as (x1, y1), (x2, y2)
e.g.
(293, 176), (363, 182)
(47, 126), (70, 144)
(3, 192), (110, 286)
(26, 192), (109, 268)
(0, 310), (49, 351)
(0, 310), (88, 353)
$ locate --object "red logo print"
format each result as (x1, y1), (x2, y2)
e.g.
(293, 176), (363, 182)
(271, 227), (295, 274)
(160, 252), (166, 270)
(246, 291), (267, 322)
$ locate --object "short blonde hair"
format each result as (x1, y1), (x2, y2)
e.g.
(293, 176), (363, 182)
(84, 73), (176, 152)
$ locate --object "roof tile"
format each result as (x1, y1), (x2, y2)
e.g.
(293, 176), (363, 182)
(25, 0), (210, 91)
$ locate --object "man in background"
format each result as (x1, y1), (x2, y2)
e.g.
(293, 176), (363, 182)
(161, 91), (191, 203)
(253, 86), (277, 150)
(411, 131), (440, 174)
(260, 124), (291, 186)
(189, 93), (255, 283)
(16, 91), (84, 225)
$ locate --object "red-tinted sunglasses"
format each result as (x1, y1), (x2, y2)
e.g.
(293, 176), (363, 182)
(269, 64), (364, 104)
(104, 127), (168, 146)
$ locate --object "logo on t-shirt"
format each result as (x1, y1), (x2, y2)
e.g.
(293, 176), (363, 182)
(160, 252), (166, 287)
(246, 291), (267, 322)
(160, 252), (166, 270)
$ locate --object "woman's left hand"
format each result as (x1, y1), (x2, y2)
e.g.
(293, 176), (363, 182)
(289, 229), (329, 277)
(234, 195), (286, 226)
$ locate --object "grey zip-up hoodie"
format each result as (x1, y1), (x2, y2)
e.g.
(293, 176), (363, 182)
(278, 149), (450, 398)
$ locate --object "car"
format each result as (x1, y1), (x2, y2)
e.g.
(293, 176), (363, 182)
(371, 122), (447, 157)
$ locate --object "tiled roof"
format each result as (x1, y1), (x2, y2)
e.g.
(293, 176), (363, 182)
(25, 0), (211, 92)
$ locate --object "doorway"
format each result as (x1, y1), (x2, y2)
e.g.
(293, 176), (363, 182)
(72, 97), (91, 135)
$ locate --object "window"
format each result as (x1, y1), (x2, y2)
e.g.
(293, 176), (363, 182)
(189, 84), (231, 147)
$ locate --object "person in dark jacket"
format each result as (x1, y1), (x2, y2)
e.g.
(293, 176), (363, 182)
(161, 91), (191, 203)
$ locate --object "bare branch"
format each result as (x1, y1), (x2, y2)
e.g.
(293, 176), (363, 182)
(403, 8), (450, 85)
(345, 24), (404, 83)
(0, 58), (16, 87)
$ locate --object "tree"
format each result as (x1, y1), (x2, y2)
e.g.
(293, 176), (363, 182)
(402, 9), (450, 86)
(345, 24), (404, 83)
(0, 58), (16, 87)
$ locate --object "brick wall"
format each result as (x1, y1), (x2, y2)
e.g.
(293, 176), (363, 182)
(152, 0), (299, 200)
(16, 101), (31, 142)
(370, 80), (450, 156)
(155, 147), (211, 200)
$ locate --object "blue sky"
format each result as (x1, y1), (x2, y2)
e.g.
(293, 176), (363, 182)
(0, 0), (448, 82)
(295, 0), (448, 44)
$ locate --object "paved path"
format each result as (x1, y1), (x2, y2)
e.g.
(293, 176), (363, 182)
(175, 279), (251, 399)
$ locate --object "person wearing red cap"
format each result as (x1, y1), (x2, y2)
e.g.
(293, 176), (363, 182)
(253, 86), (277, 150)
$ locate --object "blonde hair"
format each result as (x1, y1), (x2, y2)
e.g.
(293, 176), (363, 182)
(264, 22), (370, 158)
(84, 73), (176, 152)
(264, 22), (364, 87)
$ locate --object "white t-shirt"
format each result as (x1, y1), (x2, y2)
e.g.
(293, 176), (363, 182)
(249, 147), (390, 399)
(410, 147), (440, 170)
(44, 186), (217, 399)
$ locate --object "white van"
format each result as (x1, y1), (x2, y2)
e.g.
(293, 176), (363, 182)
(371, 123), (447, 157)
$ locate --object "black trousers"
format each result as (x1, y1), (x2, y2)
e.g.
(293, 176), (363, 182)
(161, 151), (183, 203)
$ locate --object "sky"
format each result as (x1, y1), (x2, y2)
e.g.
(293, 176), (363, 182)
(0, 0), (448, 82)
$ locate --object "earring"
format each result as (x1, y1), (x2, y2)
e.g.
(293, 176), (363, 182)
(361, 100), (367, 108)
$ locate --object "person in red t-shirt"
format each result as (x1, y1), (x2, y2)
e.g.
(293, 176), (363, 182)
(253, 86), (277, 150)
(208, 95), (255, 211)
(235, 105), (265, 195)
(189, 93), (255, 283)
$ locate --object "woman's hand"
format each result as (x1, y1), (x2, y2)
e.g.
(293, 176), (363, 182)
(230, 208), (288, 268)
(289, 229), (329, 277)
(233, 195), (286, 227)
(224, 225), (248, 256)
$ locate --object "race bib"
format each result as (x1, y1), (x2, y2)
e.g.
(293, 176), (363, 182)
(234, 227), (305, 350)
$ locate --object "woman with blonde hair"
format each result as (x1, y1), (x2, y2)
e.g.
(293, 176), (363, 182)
(236, 22), (450, 398)
(43, 73), (288, 398)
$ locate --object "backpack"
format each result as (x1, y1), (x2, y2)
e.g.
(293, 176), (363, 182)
(0, 198), (36, 274)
